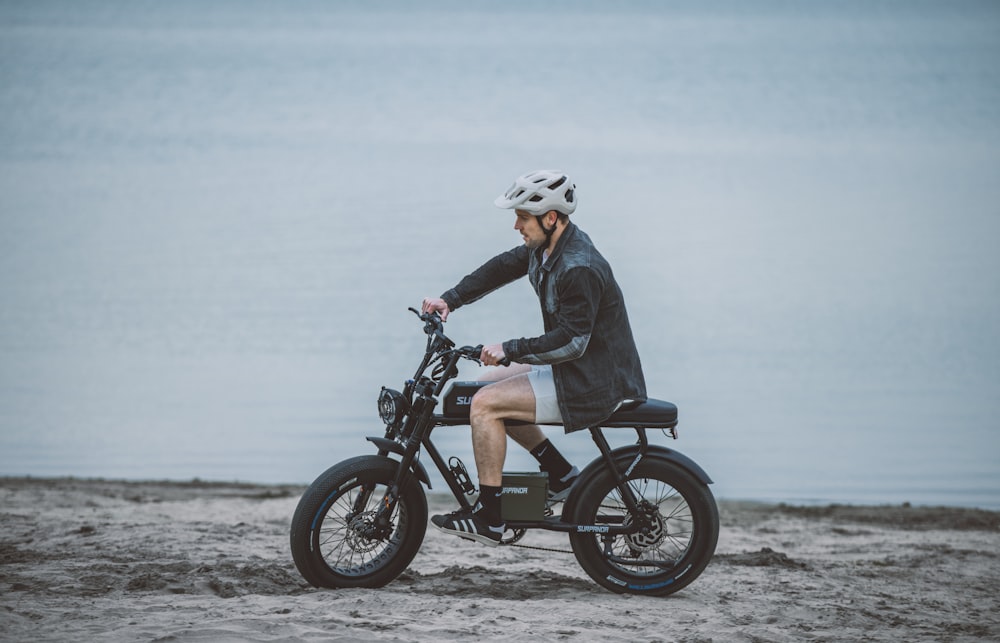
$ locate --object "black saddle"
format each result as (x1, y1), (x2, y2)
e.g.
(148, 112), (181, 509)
(601, 399), (678, 429)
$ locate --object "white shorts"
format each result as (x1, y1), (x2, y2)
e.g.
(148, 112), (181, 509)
(526, 365), (564, 424)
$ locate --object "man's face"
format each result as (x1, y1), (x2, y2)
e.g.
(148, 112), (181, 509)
(514, 210), (550, 249)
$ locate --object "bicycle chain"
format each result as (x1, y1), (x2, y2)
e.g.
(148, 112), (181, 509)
(496, 501), (628, 554)
(499, 496), (662, 556)
(502, 540), (573, 554)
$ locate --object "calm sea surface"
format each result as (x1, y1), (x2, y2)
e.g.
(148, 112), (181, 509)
(2, 1), (999, 508)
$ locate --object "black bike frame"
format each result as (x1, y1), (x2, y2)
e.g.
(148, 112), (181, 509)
(371, 310), (652, 539)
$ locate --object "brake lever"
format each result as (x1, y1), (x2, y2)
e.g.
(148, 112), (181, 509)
(464, 344), (510, 367)
(454, 345), (482, 364)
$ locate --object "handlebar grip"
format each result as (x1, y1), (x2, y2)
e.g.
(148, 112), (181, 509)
(466, 344), (510, 366)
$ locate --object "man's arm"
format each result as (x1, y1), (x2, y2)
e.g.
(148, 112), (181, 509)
(502, 267), (603, 365)
(440, 245), (530, 312)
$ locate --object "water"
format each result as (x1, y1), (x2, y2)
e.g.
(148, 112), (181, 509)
(2, 0), (999, 508)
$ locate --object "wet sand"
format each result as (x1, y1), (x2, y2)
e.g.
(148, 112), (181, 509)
(2, 477), (998, 642)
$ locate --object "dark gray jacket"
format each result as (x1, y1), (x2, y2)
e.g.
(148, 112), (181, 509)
(441, 222), (647, 432)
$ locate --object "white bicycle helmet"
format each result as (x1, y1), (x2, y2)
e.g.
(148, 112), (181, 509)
(494, 170), (577, 215)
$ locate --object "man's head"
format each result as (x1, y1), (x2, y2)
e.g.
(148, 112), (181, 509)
(495, 170), (576, 249)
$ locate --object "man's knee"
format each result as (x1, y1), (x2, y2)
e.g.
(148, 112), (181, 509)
(470, 385), (526, 421)
(469, 387), (498, 422)
(470, 376), (536, 426)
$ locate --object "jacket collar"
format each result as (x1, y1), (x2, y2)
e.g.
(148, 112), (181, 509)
(538, 221), (577, 273)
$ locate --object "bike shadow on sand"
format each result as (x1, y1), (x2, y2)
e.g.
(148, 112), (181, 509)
(391, 565), (604, 599)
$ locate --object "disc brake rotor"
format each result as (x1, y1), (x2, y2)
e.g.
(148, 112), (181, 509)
(623, 507), (667, 552)
(345, 511), (385, 554)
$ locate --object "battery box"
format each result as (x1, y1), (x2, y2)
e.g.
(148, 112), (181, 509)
(500, 472), (549, 521)
(442, 381), (489, 418)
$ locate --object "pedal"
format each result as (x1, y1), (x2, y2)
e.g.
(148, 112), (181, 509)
(499, 528), (526, 546)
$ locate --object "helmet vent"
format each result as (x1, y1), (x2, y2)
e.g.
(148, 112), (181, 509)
(549, 176), (566, 190)
(565, 188), (575, 203)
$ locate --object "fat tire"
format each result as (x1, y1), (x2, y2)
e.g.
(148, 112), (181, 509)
(290, 455), (427, 588)
(567, 458), (718, 596)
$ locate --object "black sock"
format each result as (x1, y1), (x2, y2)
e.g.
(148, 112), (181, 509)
(529, 439), (574, 481)
(475, 484), (503, 527)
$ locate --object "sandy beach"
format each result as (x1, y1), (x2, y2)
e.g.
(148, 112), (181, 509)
(1, 477), (997, 642)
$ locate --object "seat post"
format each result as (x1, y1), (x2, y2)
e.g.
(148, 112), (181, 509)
(589, 427), (618, 471)
(588, 427), (643, 514)
(634, 427), (649, 452)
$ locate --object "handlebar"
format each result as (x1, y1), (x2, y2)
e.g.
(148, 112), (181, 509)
(409, 307), (453, 348)
(408, 308), (510, 366)
(409, 306), (444, 334)
(463, 343), (510, 367)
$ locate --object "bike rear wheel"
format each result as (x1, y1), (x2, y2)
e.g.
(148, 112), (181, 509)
(567, 458), (718, 596)
(290, 455), (427, 588)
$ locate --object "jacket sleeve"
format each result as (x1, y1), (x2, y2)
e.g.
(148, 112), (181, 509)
(502, 266), (602, 365)
(440, 245), (530, 312)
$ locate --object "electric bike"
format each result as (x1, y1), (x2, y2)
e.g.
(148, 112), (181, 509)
(290, 309), (719, 596)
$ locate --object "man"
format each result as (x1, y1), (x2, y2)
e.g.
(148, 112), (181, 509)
(422, 169), (647, 546)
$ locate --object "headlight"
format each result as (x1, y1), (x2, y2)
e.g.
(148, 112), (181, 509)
(378, 387), (408, 430)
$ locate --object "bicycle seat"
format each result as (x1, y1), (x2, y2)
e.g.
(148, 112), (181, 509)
(601, 398), (678, 429)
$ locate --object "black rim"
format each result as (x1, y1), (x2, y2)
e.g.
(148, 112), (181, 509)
(313, 479), (408, 578)
(591, 476), (695, 578)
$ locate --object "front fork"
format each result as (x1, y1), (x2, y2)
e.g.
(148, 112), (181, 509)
(369, 382), (442, 535)
(372, 351), (465, 533)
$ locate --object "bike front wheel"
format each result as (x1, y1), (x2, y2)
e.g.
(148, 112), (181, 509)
(567, 458), (719, 596)
(290, 455), (427, 589)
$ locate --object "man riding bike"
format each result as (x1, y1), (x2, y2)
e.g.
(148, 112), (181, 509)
(422, 169), (647, 546)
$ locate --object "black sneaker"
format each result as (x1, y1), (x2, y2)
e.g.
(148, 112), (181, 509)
(547, 466), (580, 504)
(431, 508), (504, 547)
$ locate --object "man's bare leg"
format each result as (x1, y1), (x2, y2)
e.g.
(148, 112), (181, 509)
(472, 364), (578, 494)
(468, 372), (536, 487)
(475, 364), (548, 454)
(431, 364), (577, 542)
